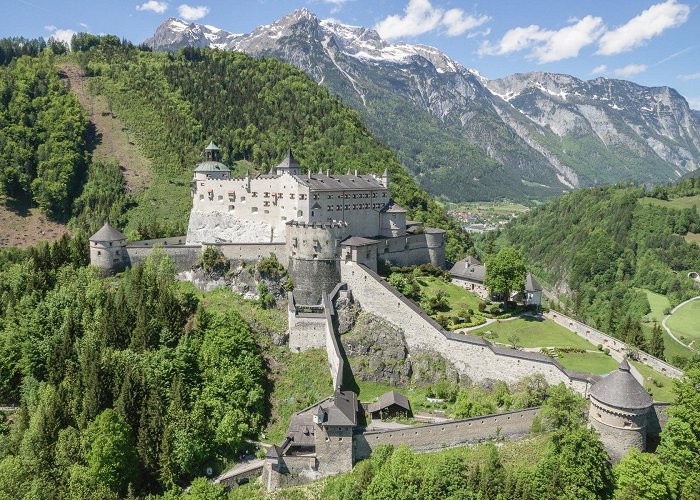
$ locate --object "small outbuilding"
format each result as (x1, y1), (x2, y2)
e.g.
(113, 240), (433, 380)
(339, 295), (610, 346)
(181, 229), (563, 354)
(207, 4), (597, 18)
(367, 391), (412, 420)
(450, 256), (488, 298)
(524, 272), (543, 308)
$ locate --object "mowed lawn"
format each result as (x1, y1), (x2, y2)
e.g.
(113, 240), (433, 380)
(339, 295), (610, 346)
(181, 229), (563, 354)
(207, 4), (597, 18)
(416, 276), (483, 312)
(470, 317), (594, 349)
(640, 288), (670, 323)
(641, 194), (700, 213)
(556, 352), (618, 375)
(630, 361), (675, 403)
(666, 299), (700, 345)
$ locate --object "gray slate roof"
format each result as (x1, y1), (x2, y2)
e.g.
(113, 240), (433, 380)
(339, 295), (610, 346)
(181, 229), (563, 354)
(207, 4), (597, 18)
(321, 390), (358, 426)
(296, 173), (385, 192)
(342, 236), (378, 247)
(368, 390), (411, 413)
(590, 359), (653, 409)
(379, 199), (407, 213)
(450, 256), (486, 283)
(194, 160), (230, 173)
(525, 273), (543, 292)
(276, 150), (301, 170)
(90, 222), (126, 242)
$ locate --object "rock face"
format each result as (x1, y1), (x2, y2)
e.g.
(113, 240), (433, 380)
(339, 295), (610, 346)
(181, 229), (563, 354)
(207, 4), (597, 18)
(180, 261), (288, 301)
(341, 312), (460, 387)
(186, 210), (279, 244)
(146, 9), (700, 202)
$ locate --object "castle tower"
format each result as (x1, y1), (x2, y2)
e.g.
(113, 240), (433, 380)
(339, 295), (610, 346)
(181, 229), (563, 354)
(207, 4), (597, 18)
(204, 141), (220, 162)
(89, 222), (127, 276)
(193, 141), (230, 182)
(274, 149), (302, 176)
(588, 359), (653, 462)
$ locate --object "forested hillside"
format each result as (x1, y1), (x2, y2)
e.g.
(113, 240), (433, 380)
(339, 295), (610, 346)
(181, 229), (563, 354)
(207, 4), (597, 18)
(0, 50), (89, 218)
(72, 41), (470, 261)
(492, 178), (700, 365)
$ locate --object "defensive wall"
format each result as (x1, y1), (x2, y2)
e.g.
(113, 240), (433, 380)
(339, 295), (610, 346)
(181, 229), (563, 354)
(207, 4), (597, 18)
(545, 311), (683, 379)
(323, 285), (346, 391)
(339, 261), (595, 394)
(378, 229), (445, 268)
(354, 407), (540, 459)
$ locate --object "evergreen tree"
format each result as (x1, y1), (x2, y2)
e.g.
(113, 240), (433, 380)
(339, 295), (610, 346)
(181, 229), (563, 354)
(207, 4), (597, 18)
(649, 323), (665, 359)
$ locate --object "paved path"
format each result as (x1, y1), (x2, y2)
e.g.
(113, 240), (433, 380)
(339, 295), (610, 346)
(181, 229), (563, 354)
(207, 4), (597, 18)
(661, 295), (700, 352)
(454, 312), (530, 334)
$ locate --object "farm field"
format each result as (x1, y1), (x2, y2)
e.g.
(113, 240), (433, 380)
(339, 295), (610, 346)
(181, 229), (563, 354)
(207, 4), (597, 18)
(469, 316), (594, 350)
(641, 194), (700, 213)
(665, 298), (700, 346)
(556, 351), (618, 375)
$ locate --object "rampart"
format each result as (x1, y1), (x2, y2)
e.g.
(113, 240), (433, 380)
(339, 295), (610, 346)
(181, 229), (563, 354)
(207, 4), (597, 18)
(340, 261), (594, 394)
(126, 241), (201, 271)
(207, 242), (284, 262)
(545, 311), (683, 379)
(354, 407), (540, 460)
(323, 284), (346, 391)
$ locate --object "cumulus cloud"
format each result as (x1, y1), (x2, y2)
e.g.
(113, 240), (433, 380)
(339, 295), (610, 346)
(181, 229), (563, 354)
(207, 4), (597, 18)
(137, 1), (168, 13)
(375, 0), (489, 40)
(591, 64), (608, 74)
(45, 27), (77, 46)
(679, 72), (700, 81)
(614, 64), (647, 77)
(178, 4), (209, 21)
(479, 16), (604, 64)
(597, 0), (690, 55)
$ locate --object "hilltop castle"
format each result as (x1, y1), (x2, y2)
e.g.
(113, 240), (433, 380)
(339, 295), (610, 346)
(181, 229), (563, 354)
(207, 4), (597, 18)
(90, 142), (444, 304)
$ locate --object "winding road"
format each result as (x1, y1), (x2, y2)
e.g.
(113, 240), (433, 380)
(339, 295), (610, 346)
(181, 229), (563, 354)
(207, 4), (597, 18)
(661, 295), (700, 352)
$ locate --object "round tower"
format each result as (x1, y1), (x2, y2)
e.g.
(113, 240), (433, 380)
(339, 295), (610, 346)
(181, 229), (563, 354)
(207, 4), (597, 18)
(588, 359), (653, 462)
(89, 222), (128, 276)
(285, 221), (348, 305)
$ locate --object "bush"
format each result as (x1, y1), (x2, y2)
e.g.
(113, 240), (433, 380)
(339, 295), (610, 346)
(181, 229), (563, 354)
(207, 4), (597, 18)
(257, 253), (284, 277)
(201, 246), (229, 274)
(478, 303), (487, 313)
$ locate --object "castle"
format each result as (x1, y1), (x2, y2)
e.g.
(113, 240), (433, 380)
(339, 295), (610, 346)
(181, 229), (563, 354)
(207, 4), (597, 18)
(89, 143), (675, 490)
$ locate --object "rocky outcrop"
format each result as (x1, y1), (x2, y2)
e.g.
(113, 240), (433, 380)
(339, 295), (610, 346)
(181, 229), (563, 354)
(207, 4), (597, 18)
(185, 210), (282, 245)
(179, 261), (288, 301)
(341, 312), (461, 387)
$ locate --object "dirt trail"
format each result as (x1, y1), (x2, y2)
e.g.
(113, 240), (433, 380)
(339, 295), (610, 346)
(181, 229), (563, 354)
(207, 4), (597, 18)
(59, 63), (152, 193)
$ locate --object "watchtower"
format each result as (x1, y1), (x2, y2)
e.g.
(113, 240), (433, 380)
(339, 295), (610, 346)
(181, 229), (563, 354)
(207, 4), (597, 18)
(588, 359), (653, 462)
(89, 222), (128, 276)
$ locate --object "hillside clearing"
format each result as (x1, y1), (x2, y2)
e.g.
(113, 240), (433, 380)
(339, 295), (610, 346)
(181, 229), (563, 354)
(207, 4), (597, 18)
(666, 298), (700, 346)
(640, 194), (700, 213)
(469, 316), (594, 350)
(0, 195), (67, 248)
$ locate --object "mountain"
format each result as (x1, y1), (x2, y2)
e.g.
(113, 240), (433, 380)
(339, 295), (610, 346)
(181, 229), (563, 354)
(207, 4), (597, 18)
(146, 10), (700, 202)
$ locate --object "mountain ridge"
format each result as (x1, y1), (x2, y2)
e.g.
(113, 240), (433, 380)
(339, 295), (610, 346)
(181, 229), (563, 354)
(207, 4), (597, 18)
(145, 10), (700, 202)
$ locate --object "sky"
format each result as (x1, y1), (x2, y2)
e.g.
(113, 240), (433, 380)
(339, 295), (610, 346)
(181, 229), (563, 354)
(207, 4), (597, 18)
(3, 0), (699, 109)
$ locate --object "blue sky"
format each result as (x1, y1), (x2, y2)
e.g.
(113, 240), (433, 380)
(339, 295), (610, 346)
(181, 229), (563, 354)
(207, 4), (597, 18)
(3, 0), (699, 108)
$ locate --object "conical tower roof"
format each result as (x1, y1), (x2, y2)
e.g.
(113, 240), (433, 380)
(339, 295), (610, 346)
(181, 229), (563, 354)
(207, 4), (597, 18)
(90, 222), (126, 242)
(204, 141), (219, 151)
(525, 273), (542, 292)
(590, 359), (653, 410)
(276, 149), (301, 170)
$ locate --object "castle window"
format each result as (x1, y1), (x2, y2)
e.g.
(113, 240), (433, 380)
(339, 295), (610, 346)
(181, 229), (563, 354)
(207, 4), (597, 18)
(240, 196), (246, 202)
(382, 192), (387, 197)
(264, 192), (269, 198)
(352, 194), (356, 198)
(311, 211), (315, 217)
(328, 195), (333, 199)
(218, 195), (223, 202)
(290, 194), (295, 199)
(264, 210), (269, 214)
(336, 205), (341, 210)
(200, 182), (204, 186)
(372, 193), (377, 198)
(281, 216), (287, 221)
(327, 206), (333, 211)
(263, 201), (270, 207)
(345, 205), (350, 210)
(252, 192), (258, 197)
(299, 194), (307, 200)
(97, 251), (101, 256)
(199, 194), (204, 200)
(298, 210), (303, 217)
(229, 205), (234, 212)
(313, 194), (319, 200)
(251, 207), (258, 213)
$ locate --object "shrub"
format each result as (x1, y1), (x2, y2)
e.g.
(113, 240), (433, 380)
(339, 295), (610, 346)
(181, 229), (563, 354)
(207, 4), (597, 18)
(257, 253), (284, 277)
(478, 303), (487, 313)
(201, 246), (228, 274)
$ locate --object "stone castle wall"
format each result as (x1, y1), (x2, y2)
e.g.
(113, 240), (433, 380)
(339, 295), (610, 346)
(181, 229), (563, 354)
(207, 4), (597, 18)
(126, 244), (201, 271)
(354, 407), (540, 460)
(340, 261), (592, 394)
(546, 311), (683, 379)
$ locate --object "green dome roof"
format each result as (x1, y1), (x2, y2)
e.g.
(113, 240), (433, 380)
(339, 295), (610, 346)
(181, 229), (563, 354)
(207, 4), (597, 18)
(194, 161), (230, 173)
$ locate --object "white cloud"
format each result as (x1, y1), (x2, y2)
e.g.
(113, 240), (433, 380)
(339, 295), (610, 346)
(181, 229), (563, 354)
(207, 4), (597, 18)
(686, 96), (700, 109)
(479, 16), (604, 64)
(177, 4), (209, 21)
(614, 63), (647, 77)
(46, 28), (77, 46)
(591, 64), (608, 74)
(679, 72), (700, 81)
(137, 1), (168, 13)
(442, 8), (490, 37)
(79, 22), (89, 29)
(467, 27), (490, 39)
(375, 0), (489, 40)
(597, 0), (690, 55)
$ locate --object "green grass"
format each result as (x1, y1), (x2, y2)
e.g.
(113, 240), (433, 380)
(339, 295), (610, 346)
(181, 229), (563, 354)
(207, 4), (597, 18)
(666, 299), (700, 345)
(416, 275), (484, 313)
(640, 288), (671, 323)
(641, 194), (700, 213)
(353, 380), (432, 414)
(469, 316), (594, 349)
(556, 352), (618, 375)
(629, 361), (676, 403)
(685, 232), (700, 246)
(640, 322), (693, 367)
